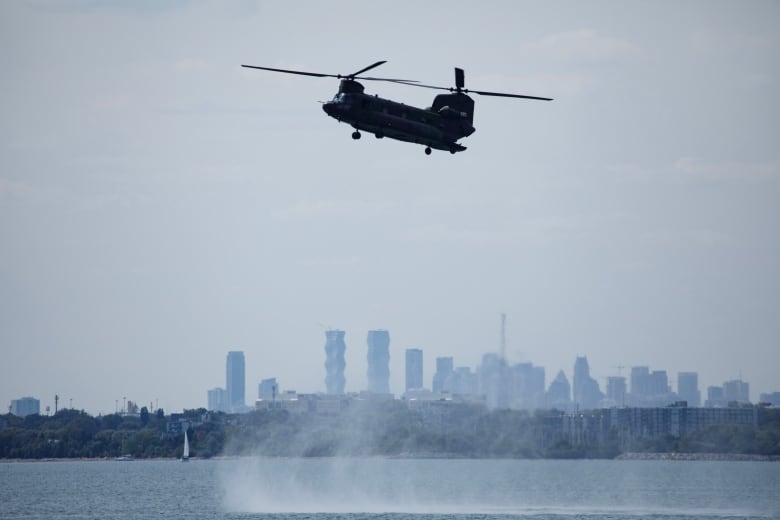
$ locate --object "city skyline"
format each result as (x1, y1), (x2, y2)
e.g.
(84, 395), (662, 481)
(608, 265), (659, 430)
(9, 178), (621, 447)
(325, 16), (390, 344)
(2, 2), (778, 415)
(4, 320), (774, 416)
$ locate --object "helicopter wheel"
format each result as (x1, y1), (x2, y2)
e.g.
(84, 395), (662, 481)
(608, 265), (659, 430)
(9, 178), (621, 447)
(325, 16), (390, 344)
(424, 147), (432, 155)
(375, 132), (384, 139)
(449, 148), (457, 154)
(351, 131), (361, 140)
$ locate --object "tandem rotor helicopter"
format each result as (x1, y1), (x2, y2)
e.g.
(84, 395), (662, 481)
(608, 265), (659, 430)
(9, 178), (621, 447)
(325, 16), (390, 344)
(241, 60), (552, 155)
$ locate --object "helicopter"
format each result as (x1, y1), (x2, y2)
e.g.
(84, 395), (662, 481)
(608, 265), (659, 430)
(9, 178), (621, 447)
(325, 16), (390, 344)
(240, 61), (552, 155)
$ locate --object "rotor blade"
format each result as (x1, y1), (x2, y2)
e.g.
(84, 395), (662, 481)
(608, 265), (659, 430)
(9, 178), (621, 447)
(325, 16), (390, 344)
(467, 89), (553, 101)
(455, 68), (465, 90)
(349, 60), (387, 77)
(357, 76), (420, 83)
(241, 64), (337, 78)
(389, 80), (451, 91)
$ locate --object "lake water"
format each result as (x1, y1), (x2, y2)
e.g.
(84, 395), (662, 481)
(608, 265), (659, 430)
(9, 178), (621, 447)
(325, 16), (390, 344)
(1, 458), (778, 519)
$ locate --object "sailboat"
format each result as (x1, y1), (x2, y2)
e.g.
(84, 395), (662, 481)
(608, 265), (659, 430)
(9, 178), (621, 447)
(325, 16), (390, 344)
(181, 431), (190, 462)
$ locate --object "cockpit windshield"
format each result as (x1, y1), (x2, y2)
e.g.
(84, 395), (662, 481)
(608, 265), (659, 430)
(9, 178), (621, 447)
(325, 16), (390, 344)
(332, 93), (347, 103)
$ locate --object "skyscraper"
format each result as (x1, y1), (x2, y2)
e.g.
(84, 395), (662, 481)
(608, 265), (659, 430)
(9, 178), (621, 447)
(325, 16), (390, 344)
(547, 370), (571, 409)
(324, 330), (346, 394)
(226, 351), (245, 411)
(606, 376), (627, 406)
(433, 356), (454, 393)
(573, 356), (603, 410)
(677, 372), (701, 407)
(405, 348), (423, 391)
(367, 330), (390, 394)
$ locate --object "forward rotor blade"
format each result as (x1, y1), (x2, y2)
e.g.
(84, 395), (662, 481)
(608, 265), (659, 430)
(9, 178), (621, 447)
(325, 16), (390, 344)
(467, 89), (553, 101)
(390, 81), (451, 91)
(349, 60), (387, 77)
(241, 64), (336, 78)
(358, 76), (420, 83)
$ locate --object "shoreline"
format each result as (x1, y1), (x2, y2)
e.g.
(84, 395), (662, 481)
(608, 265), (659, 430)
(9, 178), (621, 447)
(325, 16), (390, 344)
(616, 452), (780, 462)
(2, 453), (778, 462)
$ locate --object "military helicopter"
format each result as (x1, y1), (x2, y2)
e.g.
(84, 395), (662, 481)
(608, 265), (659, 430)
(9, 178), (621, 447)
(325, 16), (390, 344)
(241, 61), (552, 155)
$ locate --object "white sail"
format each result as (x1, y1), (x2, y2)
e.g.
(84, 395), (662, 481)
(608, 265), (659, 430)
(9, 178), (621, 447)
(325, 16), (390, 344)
(182, 431), (190, 460)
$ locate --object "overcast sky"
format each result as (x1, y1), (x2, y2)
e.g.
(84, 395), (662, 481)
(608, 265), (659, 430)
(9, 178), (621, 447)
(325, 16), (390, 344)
(2, 1), (778, 415)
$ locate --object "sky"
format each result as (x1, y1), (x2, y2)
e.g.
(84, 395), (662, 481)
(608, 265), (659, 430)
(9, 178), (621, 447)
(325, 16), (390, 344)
(1, 1), (778, 415)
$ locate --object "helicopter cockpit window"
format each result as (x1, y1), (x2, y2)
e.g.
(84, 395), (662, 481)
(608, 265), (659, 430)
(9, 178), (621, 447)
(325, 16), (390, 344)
(333, 93), (347, 103)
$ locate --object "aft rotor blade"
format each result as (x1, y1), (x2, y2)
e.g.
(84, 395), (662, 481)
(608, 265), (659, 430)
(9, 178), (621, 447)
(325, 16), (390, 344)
(349, 60), (387, 77)
(240, 64), (336, 78)
(468, 89), (553, 101)
(455, 68), (465, 90)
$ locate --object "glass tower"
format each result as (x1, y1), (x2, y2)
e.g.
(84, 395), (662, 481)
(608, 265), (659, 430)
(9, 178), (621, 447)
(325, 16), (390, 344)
(405, 348), (423, 391)
(226, 351), (245, 411)
(324, 330), (346, 394)
(366, 330), (390, 394)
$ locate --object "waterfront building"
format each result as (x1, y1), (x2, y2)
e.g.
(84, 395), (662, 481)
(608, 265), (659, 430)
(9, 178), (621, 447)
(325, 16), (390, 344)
(433, 356), (454, 394)
(207, 387), (227, 412)
(677, 372), (701, 407)
(366, 330), (391, 394)
(226, 351), (246, 412)
(324, 330), (346, 394)
(405, 348), (423, 391)
(10, 397), (40, 417)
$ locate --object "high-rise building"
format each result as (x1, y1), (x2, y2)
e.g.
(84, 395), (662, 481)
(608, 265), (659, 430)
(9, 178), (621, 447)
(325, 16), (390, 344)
(677, 372), (701, 407)
(324, 330), (346, 394)
(547, 370), (571, 409)
(405, 348), (423, 391)
(606, 376), (627, 406)
(480, 353), (509, 409)
(508, 362), (545, 409)
(207, 387), (226, 412)
(366, 330), (391, 394)
(226, 351), (245, 411)
(433, 356), (454, 393)
(705, 385), (725, 407)
(723, 379), (750, 403)
(10, 397), (40, 417)
(573, 356), (603, 410)
(629, 366), (674, 407)
(258, 378), (278, 400)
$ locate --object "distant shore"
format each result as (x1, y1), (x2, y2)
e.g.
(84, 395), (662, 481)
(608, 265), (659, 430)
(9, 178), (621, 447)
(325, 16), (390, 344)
(616, 452), (780, 461)
(3, 453), (779, 462)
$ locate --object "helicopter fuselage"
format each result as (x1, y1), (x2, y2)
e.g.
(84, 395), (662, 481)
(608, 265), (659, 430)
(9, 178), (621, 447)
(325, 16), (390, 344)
(321, 79), (475, 154)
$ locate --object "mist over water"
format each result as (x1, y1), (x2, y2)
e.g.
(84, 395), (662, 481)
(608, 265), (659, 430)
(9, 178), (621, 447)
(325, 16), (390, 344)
(217, 457), (779, 517)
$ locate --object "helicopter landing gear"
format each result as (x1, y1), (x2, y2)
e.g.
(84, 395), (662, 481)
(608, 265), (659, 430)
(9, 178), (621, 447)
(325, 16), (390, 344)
(352, 131), (361, 140)
(424, 146), (432, 155)
(449, 148), (457, 154)
(375, 132), (384, 139)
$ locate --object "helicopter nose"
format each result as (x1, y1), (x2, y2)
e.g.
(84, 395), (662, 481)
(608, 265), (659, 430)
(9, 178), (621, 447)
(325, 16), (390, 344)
(322, 102), (335, 116)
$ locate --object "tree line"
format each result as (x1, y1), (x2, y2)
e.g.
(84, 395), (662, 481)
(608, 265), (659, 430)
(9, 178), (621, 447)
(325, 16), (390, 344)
(1, 402), (778, 460)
